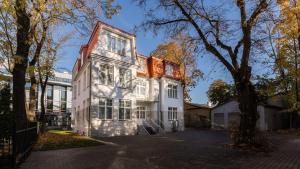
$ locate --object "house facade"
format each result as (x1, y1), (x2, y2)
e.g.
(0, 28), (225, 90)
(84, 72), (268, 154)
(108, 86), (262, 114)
(72, 21), (184, 137)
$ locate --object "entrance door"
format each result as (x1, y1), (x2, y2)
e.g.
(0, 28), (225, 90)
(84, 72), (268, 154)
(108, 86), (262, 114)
(136, 106), (146, 124)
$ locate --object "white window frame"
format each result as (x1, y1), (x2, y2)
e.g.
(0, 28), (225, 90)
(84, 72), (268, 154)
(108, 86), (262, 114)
(98, 98), (113, 120)
(99, 64), (114, 85)
(168, 107), (178, 120)
(136, 80), (146, 96)
(119, 100), (131, 120)
(165, 64), (173, 76)
(138, 58), (146, 71)
(107, 34), (127, 56)
(136, 107), (146, 119)
(119, 68), (131, 88)
(167, 84), (178, 98)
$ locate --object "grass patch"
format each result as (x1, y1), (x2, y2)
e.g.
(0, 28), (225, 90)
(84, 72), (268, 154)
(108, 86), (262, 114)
(34, 130), (104, 151)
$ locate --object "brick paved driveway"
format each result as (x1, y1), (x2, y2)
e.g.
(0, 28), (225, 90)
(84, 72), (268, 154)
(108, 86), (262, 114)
(21, 129), (300, 169)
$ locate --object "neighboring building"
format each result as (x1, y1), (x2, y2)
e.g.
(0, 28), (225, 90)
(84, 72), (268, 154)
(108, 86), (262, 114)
(184, 102), (211, 128)
(41, 71), (72, 129)
(72, 21), (184, 137)
(0, 66), (72, 129)
(211, 97), (290, 131)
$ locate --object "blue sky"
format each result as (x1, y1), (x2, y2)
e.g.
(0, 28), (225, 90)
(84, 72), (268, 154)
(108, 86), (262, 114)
(56, 1), (236, 104)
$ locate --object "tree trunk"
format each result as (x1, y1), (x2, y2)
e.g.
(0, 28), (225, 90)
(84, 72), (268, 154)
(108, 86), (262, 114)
(39, 82), (47, 134)
(235, 78), (259, 145)
(28, 72), (37, 122)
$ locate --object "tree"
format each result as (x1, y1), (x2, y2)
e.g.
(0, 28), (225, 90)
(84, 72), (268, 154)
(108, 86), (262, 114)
(135, 0), (272, 145)
(207, 80), (234, 106)
(0, 0), (121, 132)
(151, 33), (202, 101)
(0, 83), (13, 140)
(274, 0), (300, 116)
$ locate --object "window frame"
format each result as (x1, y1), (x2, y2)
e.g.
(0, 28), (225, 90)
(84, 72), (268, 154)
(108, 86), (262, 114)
(165, 64), (173, 76)
(168, 107), (178, 120)
(136, 106), (146, 119)
(98, 98), (113, 120)
(119, 99), (131, 120)
(119, 68), (132, 88)
(99, 64), (114, 86)
(136, 80), (146, 96)
(167, 84), (178, 99)
(107, 34), (127, 56)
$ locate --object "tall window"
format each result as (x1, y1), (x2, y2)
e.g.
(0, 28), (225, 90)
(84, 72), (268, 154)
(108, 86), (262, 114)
(46, 85), (53, 112)
(99, 98), (113, 119)
(83, 70), (86, 89)
(60, 86), (67, 112)
(119, 68), (131, 88)
(73, 84), (77, 99)
(136, 80), (146, 96)
(119, 100), (131, 120)
(107, 35), (127, 56)
(138, 58), (146, 71)
(78, 80), (80, 96)
(99, 64), (114, 85)
(168, 107), (177, 120)
(136, 107), (146, 119)
(165, 64), (173, 76)
(167, 84), (178, 98)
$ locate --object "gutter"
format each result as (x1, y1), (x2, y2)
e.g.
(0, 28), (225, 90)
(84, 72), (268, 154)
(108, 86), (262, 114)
(88, 58), (92, 137)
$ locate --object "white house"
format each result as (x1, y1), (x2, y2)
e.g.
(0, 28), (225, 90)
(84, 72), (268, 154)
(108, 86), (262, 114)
(72, 21), (184, 137)
(211, 98), (288, 131)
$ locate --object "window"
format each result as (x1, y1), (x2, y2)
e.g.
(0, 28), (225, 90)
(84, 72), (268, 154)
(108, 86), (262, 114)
(86, 67), (90, 88)
(168, 107), (177, 120)
(98, 98), (113, 119)
(78, 80), (80, 96)
(83, 70), (86, 89)
(165, 64), (173, 76)
(119, 100), (131, 120)
(46, 85), (53, 112)
(136, 80), (146, 96)
(73, 84), (77, 99)
(99, 64), (114, 85)
(136, 107), (146, 119)
(119, 68), (131, 88)
(167, 84), (178, 98)
(138, 58), (146, 71)
(107, 35), (127, 56)
(60, 86), (67, 112)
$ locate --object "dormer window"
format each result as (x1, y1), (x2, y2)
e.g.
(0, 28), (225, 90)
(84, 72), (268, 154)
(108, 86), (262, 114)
(107, 34), (127, 56)
(138, 58), (146, 71)
(165, 64), (173, 76)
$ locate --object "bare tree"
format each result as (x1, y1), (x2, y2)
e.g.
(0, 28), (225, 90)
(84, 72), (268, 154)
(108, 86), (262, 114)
(135, 0), (272, 145)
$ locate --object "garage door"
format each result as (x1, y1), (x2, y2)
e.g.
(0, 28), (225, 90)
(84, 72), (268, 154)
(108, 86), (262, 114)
(213, 113), (224, 128)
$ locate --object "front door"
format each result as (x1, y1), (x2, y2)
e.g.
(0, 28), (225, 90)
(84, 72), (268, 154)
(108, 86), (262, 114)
(136, 106), (146, 124)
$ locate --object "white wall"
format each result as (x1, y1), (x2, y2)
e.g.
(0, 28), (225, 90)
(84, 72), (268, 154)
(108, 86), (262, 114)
(160, 77), (184, 132)
(211, 100), (269, 131)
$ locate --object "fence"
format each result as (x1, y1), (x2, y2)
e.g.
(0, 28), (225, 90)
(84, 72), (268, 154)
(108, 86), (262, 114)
(0, 120), (38, 169)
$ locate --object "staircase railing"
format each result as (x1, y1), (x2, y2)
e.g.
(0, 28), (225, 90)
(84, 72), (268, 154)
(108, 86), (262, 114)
(148, 119), (165, 135)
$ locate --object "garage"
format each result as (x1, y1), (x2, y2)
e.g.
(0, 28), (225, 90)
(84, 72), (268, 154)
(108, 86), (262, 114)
(213, 113), (224, 128)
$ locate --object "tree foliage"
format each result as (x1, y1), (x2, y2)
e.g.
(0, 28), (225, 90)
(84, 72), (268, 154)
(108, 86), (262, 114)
(207, 80), (234, 106)
(273, 0), (300, 112)
(151, 33), (203, 101)
(0, 83), (12, 139)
